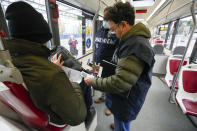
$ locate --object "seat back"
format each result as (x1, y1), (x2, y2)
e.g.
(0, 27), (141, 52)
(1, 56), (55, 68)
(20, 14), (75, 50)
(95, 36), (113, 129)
(169, 59), (187, 75)
(155, 40), (163, 44)
(153, 44), (164, 54)
(173, 46), (186, 55)
(165, 55), (189, 87)
(176, 64), (197, 115)
(0, 82), (49, 129)
(181, 65), (197, 93)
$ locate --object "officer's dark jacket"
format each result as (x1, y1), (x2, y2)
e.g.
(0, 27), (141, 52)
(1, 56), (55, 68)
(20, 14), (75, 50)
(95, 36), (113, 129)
(92, 22), (155, 121)
(3, 39), (87, 125)
(94, 27), (118, 77)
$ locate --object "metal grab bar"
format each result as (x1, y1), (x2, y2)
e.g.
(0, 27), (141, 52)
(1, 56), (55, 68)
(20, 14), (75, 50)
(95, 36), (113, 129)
(77, 51), (93, 60)
(92, 0), (101, 63)
(0, 36), (4, 50)
(169, 0), (197, 103)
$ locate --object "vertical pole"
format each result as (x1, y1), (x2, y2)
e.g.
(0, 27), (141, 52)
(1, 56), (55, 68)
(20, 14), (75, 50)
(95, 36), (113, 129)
(0, 36), (4, 50)
(92, 0), (100, 63)
(82, 12), (86, 55)
(169, 19), (180, 50)
(45, 0), (60, 49)
(0, 3), (9, 37)
(165, 22), (172, 43)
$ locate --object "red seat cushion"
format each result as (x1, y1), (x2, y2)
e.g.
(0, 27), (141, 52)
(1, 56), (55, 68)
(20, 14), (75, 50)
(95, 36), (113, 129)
(182, 99), (197, 116)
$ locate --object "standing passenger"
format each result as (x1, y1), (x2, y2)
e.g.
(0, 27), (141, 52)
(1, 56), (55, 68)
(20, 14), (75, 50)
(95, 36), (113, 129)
(85, 2), (155, 131)
(4, 1), (87, 126)
(94, 7), (118, 116)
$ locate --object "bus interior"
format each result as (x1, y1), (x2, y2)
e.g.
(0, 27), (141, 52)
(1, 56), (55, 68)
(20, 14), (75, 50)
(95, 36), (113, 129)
(0, 0), (197, 131)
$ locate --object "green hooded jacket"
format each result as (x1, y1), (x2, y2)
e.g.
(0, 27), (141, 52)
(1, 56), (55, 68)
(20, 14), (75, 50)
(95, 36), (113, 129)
(92, 22), (151, 97)
(3, 39), (87, 126)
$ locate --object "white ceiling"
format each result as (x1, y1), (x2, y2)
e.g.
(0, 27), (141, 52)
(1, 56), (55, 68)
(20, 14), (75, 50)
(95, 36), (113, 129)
(62, 0), (158, 21)
(61, 0), (197, 26)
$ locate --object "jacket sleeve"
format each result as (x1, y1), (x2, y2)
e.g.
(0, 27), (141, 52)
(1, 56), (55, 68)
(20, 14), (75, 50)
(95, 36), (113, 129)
(92, 55), (145, 97)
(47, 72), (87, 126)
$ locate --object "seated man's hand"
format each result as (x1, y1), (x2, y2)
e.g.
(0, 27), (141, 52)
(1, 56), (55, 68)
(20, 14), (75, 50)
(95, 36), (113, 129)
(84, 77), (93, 86)
(51, 53), (64, 67)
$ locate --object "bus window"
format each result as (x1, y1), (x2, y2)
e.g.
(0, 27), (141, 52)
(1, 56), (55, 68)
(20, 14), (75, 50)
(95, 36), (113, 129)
(158, 24), (168, 40)
(165, 21), (176, 49)
(173, 16), (195, 57)
(57, 1), (83, 58)
(1, 0), (50, 47)
(1, 0), (48, 21)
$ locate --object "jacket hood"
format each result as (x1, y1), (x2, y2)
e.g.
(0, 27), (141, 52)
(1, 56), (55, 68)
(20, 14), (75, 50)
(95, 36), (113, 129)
(122, 22), (151, 41)
(3, 38), (50, 58)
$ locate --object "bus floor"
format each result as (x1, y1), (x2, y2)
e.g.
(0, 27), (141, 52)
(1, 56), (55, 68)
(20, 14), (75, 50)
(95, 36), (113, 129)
(94, 76), (197, 131)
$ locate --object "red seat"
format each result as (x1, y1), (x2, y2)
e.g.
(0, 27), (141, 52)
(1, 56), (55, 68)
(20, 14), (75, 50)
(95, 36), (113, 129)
(169, 60), (187, 75)
(182, 99), (197, 116)
(0, 81), (68, 130)
(165, 55), (189, 88)
(176, 64), (197, 116)
(155, 40), (163, 44)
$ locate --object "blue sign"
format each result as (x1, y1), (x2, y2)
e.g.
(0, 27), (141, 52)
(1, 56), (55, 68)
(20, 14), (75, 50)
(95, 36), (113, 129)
(86, 38), (91, 49)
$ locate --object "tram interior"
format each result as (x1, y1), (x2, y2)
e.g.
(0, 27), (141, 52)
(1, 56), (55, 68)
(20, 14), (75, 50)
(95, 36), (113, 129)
(0, 0), (197, 131)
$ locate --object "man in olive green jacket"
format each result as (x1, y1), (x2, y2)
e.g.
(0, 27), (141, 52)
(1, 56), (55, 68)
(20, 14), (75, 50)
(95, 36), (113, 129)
(4, 1), (87, 126)
(85, 2), (155, 131)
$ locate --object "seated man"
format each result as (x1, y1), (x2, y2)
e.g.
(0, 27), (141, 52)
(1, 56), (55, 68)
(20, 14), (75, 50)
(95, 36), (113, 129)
(3, 1), (87, 126)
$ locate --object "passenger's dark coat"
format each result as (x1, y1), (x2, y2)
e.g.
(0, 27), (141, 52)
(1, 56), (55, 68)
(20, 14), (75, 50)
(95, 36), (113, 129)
(92, 23), (155, 122)
(3, 39), (87, 126)
(94, 27), (118, 77)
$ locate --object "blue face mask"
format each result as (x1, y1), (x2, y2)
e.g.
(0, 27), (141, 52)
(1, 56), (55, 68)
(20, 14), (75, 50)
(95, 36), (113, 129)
(103, 21), (109, 29)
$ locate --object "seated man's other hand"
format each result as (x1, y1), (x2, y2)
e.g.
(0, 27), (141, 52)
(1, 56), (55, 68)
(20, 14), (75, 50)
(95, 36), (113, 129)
(84, 77), (93, 86)
(51, 53), (64, 67)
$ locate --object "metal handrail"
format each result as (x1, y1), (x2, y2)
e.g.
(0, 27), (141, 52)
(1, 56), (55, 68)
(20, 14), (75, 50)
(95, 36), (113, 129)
(169, 0), (197, 103)
(0, 36), (4, 50)
(77, 51), (93, 60)
(92, 0), (101, 63)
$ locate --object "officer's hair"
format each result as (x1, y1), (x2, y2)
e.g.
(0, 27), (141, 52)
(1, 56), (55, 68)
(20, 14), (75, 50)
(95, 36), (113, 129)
(104, 2), (135, 25)
(104, 6), (112, 12)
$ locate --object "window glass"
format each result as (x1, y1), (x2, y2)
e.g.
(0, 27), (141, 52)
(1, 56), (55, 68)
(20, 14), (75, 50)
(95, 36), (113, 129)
(57, 1), (83, 58)
(173, 16), (195, 57)
(165, 21), (176, 49)
(159, 24), (168, 40)
(1, 0), (48, 20)
(1, 0), (50, 48)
